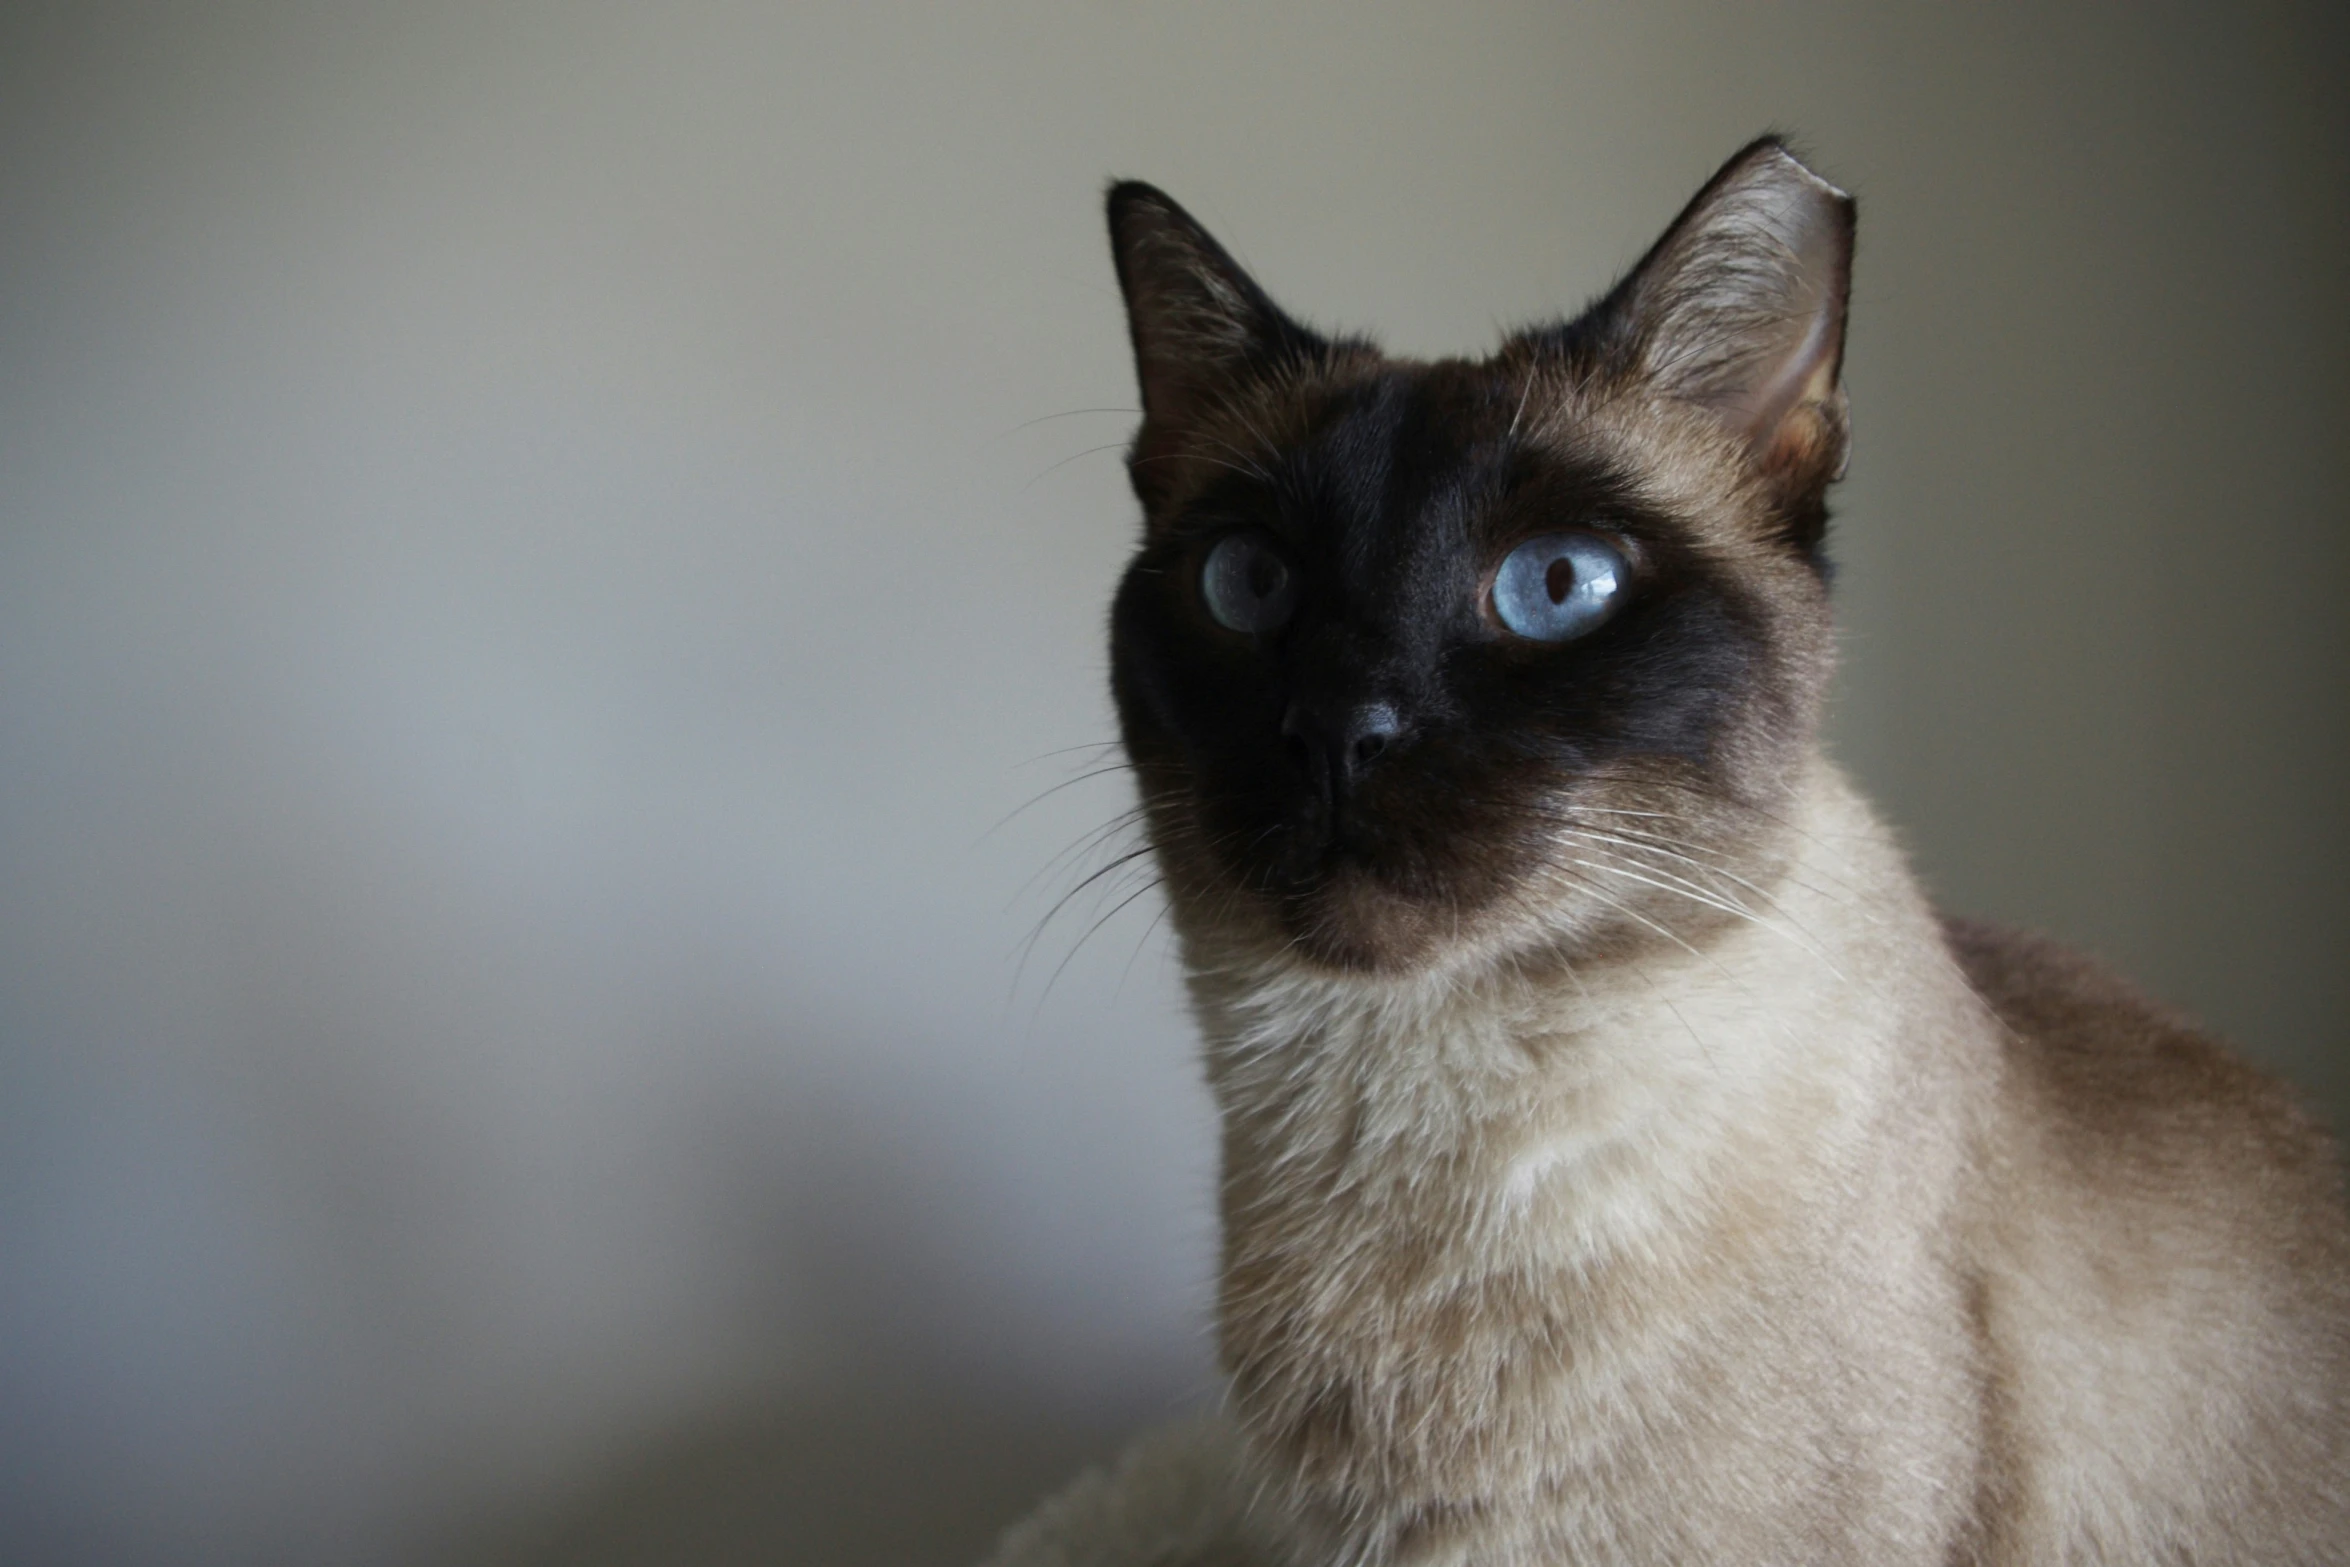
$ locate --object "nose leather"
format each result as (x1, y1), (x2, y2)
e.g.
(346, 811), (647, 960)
(1283, 698), (1404, 803)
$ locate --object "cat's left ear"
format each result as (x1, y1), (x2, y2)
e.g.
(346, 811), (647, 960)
(1609, 139), (1855, 514)
(1106, 182), (1321, 503)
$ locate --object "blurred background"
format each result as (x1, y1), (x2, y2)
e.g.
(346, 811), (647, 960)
(2, 3), (2343, 1563)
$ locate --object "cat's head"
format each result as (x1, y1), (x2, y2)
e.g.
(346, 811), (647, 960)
(1104, 139), (1853, 976)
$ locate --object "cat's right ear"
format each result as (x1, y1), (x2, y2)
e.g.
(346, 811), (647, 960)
(1106, 183), (1318, 500)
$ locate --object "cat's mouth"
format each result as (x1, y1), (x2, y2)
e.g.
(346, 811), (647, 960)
(1141, 744), (1545, 974)
(1273, 862), (1452, 971)
(1254, 804), (1478, 972)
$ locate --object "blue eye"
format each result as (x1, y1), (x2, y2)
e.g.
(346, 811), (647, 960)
(1492, 532), (1628, 642)
(1201, 533), (1296, 634)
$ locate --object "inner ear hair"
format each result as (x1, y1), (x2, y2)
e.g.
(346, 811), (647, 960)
(1621, 139), (1855, 493)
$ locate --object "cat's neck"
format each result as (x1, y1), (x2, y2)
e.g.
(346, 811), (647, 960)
(1174, 755), (1984, 1553)
(1185, 754), (1947, 1167)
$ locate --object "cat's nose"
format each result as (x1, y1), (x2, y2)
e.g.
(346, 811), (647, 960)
(1282, 698), (1405, 799)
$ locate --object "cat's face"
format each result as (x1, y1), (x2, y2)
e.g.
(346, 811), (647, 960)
(1106, 142), (1854, 974)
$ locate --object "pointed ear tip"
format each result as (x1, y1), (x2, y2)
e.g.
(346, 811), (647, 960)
(1743, 139), (1854, 212)
(1717, 136), (1851, 206)
(1105, 179), (1181, 232)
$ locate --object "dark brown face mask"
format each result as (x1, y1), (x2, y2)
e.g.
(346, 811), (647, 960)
(1101, 143), (1852, 970)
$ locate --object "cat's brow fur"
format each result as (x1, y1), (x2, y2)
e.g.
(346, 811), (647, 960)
(989, 139), (2350, 1566)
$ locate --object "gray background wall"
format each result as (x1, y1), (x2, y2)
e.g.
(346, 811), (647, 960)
(2, 4), (2343, 1564)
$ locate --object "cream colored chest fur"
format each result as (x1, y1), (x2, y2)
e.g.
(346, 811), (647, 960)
(1165, 771), (1987, 1563)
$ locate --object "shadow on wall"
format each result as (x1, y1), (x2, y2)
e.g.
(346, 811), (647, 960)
(431, 1023), (1173, 1567)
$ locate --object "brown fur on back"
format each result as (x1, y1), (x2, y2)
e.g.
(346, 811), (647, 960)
(1949, 917), (2350, 1563)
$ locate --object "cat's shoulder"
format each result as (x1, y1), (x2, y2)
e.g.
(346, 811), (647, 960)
(1939, 914), (2341, 1201)
(1937, 923), (2350, 1554)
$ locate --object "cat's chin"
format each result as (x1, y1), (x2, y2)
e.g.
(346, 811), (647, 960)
(1273, 863), (1466, 975)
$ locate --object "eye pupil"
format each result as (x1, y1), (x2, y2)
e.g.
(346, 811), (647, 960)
(1201, 533), (1298, 634)
(1492, 532), (1627, 642)
(1545, 557), (1575, 604)
(1249, 554), (1285, 600)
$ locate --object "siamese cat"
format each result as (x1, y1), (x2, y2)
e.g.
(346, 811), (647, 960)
(986, 141), (2350, 1565)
